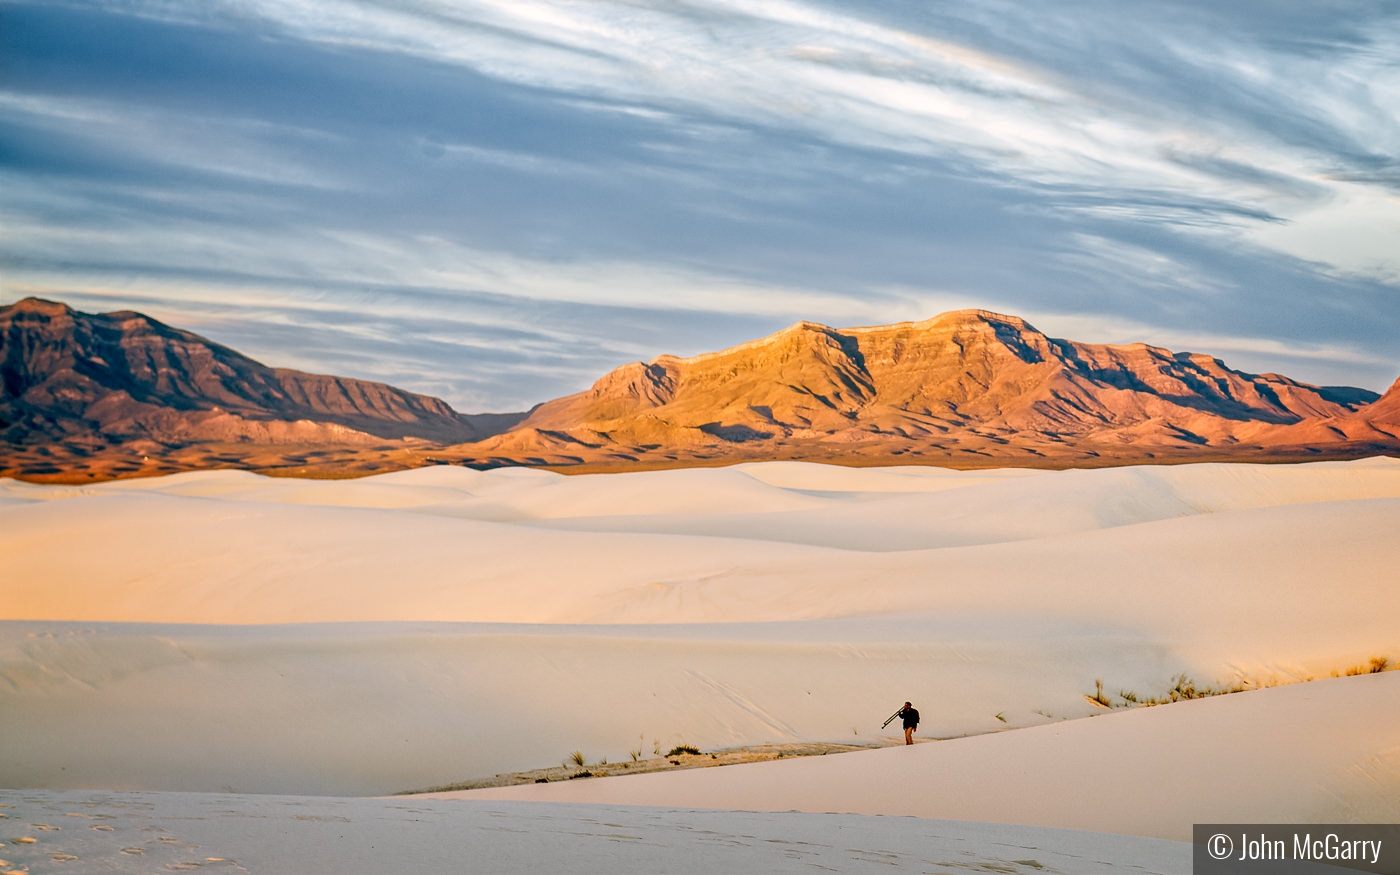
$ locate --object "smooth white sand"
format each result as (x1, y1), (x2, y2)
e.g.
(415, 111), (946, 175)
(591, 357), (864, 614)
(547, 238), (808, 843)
(0, 792), (1190, 874)
(446, 671), (1400, 841)
(1, 458), (1397, 861)
(4, 459), (1400, 632)
(0, 617), (1198, 797)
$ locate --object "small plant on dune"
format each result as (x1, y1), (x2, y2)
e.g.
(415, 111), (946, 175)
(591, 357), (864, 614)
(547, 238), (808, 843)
(568, 751), (586, 767)
(1171, 674), (1202, 700)
(1119, 689), (1138, 704)
(667, 744), (701, 757)
(1139, 673), (1244, 705)
(1086, 679), (1111, 708)
(1163, 674), (1202, 701)
(598, 757), (607, 766)
(1342, 656), (1392, 676)
(994, 712), (1007, 723)
(653, 738), (662, 756)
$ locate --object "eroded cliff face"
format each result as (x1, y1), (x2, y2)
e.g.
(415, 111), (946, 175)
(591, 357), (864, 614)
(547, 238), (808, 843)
(467, 309), (1382, 464)
(0, 297), (518, 446)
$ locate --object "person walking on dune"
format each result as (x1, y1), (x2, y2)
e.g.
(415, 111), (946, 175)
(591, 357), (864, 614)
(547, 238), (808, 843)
(897, 701), (919, 745)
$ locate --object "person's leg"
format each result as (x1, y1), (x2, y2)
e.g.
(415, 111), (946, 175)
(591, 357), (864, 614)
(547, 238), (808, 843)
(904, 726), (913, 745)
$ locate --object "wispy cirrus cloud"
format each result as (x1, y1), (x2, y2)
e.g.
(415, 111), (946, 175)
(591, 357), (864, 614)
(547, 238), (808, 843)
(2, 0), (1398, 409)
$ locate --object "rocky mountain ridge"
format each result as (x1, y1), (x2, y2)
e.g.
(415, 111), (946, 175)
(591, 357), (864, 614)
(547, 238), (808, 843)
(2, 299), (1396, 480)
(0, 297), (519, 449)
(462, 309), (1392, 467)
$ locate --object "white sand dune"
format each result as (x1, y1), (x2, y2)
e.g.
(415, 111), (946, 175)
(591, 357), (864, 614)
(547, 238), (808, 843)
(0, 791), (1190, 874)
(0, 616), (1212, 797)
(3, 458), (1400, 630)
(448, 672), (1400, 841)
(1, 458), (1397, 863)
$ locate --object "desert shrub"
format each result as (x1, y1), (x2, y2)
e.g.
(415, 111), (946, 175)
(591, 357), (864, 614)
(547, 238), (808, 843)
(667, 745), (701, 756)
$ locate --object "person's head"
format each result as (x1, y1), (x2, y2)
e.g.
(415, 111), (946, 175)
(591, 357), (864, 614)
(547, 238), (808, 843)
(904, 701), (911, 708)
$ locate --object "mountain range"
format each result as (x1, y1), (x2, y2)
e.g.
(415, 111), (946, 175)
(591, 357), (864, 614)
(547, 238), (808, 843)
(2, 297), (1397, 480)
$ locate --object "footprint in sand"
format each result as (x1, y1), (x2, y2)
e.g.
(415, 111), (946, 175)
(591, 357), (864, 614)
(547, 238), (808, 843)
(91, 825), (115, 832)
(121, 847), (145, 855)
(9, 838), (36, 845)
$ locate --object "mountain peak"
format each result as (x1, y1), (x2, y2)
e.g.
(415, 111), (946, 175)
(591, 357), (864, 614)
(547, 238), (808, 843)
(929, 308), (1033, 330)
(6, 297), (75, 316)
(841, 309), (1040, 340)
(659, 319), (840, 368)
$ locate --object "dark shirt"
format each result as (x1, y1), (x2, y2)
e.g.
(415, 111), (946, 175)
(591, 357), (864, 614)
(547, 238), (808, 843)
(900, 707), (919, 729)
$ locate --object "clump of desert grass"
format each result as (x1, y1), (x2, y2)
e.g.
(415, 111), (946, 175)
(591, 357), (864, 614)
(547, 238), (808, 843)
(1342, 655), (1390, 676)
(1088, 654), (1397, 712)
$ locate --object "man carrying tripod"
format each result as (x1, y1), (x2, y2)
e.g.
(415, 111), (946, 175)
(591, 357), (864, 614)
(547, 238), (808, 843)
(882, 701), (919, 745)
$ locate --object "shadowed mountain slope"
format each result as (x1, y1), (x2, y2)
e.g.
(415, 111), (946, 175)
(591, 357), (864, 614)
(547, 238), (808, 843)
(1356, 378), (1400, 426)
(0, 297), (521, 448)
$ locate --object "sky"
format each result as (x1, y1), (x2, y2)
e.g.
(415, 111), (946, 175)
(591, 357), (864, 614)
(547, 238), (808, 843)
(2, 0), (1398, 412)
